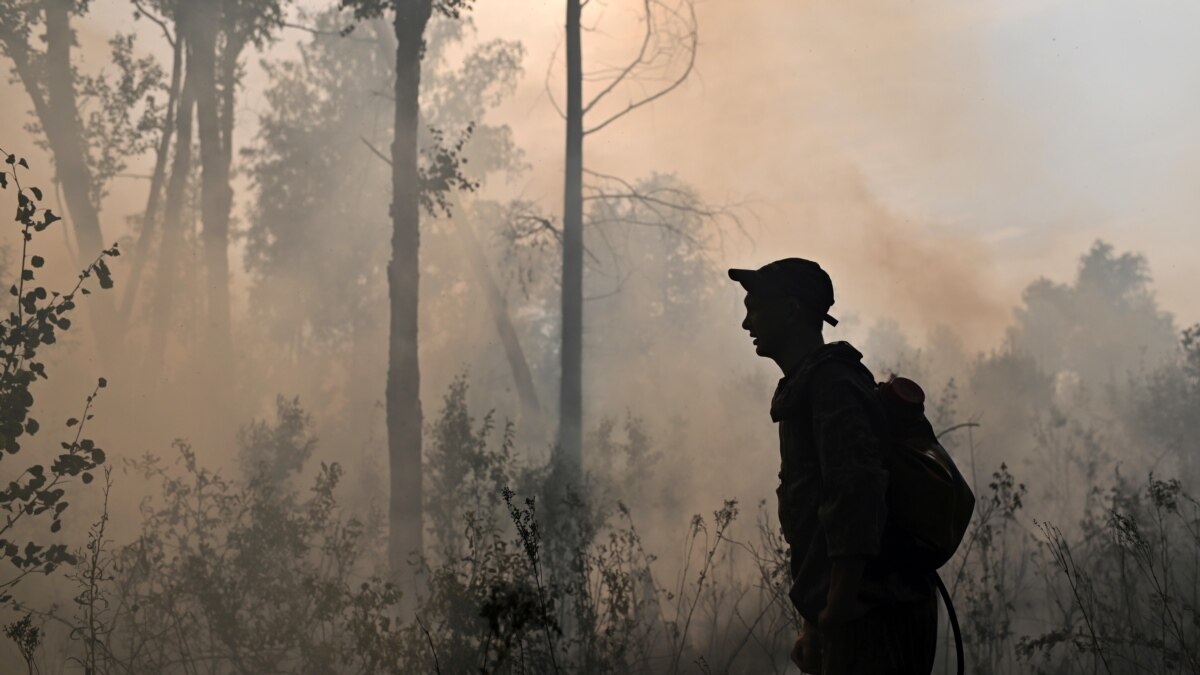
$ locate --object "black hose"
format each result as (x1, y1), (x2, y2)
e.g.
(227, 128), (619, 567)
(933, 571), (964, 675)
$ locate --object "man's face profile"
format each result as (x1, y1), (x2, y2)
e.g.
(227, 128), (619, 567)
(741, 293), (800, 359)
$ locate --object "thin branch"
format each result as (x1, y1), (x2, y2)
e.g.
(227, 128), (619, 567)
(543, 38), (567, 120)
(132, 0), (175, 48)
(360, 136), (392, 166)
(582, 168), (750, 250)
(582, 268), (633, 302)
(584, 0), (697, 136)
(938, 422), (982, 440)
(582, 0), (654, 115)
(281, 20), (373, 41)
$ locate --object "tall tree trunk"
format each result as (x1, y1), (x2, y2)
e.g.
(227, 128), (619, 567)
(557, 0), (584, 485)
(451, 208), (541, 429)
(1, 1), (117, 358)
(146, 60), (195, 374)
(387, 0), (433, 580)
(190, 1), (234, 376)
(42, 0), (104, 260)
(120, 30), (183, 325)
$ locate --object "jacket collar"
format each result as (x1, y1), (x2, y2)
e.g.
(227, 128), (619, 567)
(770, 341), (864, 422)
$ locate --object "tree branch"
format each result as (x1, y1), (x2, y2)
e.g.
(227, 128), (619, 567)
(132, 0), (175, 48)
(583, 0), (697, 136)
(582, 0), (654, 115)
(360, 135), (392, 166)
(543, 37), (567, 121)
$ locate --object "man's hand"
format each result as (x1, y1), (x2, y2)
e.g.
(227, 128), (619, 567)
(818, 590), (870, 631)
(819, 555), (870, 632)
(790, 622), (822, 673)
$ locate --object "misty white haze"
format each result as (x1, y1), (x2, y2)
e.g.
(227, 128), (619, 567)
(0, 0), (1197, 673)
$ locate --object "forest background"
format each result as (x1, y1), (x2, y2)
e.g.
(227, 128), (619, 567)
(0, 0), (1198, 673)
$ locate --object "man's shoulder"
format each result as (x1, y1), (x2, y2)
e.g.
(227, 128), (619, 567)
(806, 342), (874, 387)
(771, 342), (874, 421)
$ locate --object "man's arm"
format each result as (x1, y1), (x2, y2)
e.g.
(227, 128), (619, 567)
(810, 366), (889, 625)
(822, 555), (868, 627)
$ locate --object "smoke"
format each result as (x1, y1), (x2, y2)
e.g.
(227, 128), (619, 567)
(2, 3), (1199, 670)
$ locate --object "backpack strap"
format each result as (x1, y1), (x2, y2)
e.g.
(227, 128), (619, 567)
(933, 571), (965, 675)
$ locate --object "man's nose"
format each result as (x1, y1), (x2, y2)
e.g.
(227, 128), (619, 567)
(741, 315), (752, 331)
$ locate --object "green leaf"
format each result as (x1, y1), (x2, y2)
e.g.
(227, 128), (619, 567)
(0, 173), (7, 188)
(29, 187), (41, 201)
(17, 158), (28, 169)
(95, 259), (113, 289)
(4, 155), (14, 165)
(50, 520), (61, 533)
(97, 377), (107, 389)
(43, 210), (60, 225)
(21, 270), (33, 281)
(80, 472), (93, 484)
(66, 418), (78, 427)
(30, 256), (43, 268)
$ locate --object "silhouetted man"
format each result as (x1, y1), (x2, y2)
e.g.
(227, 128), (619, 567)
(729, 259), (937, 675)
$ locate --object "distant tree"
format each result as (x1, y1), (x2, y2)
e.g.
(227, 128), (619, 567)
(1008, 240), (1177, 382)
(1134, 324), (1200, 482)
(0, 1), (167, 356)
(117, 2), (186, 330)
(243, 9), (396, 380)
(144, 0), (196, 374)
(244, 9), (525, 424)
(581, 172), (726, 341)
(863, 317), (915, 373)
(186, 0), (287, 386)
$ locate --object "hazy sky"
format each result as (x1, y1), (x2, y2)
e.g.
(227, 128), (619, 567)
(472, 0), (1200, 345)
(6, 0), (1198, 349)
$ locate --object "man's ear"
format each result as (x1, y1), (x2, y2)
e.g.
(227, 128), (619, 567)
(785, 298), (806, 326)
(787, 298), (820, 331)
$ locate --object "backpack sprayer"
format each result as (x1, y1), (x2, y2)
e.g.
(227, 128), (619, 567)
(878, 375), (973, 675)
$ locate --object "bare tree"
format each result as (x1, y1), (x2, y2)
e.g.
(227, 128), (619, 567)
(452, 200), (542, 425)
(552, 0), (698, 484)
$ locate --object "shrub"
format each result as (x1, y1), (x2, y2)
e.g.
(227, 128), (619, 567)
(0, 148), (116, 606)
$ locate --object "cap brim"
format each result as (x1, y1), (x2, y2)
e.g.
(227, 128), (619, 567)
(728, 268), (775, 296)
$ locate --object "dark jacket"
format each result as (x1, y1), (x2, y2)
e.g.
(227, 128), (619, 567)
(772, 341), (933, 624)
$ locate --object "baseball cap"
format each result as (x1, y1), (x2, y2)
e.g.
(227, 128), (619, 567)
(727, 258), (839, 327)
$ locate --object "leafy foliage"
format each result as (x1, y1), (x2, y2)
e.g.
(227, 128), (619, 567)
(111, 439), (403, 673)
(75, 32), (167, 204)
(340, 0), (476, 23)
(1008, 240), (1177, 380)
(0, 149), (115, 604)
(238, 394), (318, 486)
